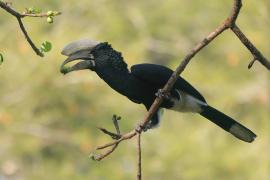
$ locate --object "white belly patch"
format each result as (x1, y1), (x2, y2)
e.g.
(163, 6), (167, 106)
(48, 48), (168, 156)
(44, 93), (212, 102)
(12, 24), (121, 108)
(170, 90), (207, 113)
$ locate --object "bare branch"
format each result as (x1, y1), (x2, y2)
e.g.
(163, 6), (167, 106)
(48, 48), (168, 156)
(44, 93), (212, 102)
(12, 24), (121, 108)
(97, 127), (121, 140)
(21, 12), (61, 18)
(91, 143), (119, 161)
(137, 133), (142, 180)
(226, 0), (242, 26)
(0, 1), (21, 16)
(231, 25), (270, 69)
(112, 115), (121, 135)
(248, 58), (256, 69)
(91, 115), (126, 161)
(96, 130), (136, 150)
(16, 17), (44, 56)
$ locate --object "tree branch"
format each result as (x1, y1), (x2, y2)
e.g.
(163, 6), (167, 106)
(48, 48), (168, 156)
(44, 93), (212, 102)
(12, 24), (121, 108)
(0, 1), (61, 57)
(97, 127), (121, 140)
(231, 25), (270, 69)
(91, 115), (123, 161)
(137, 133), (142, 180)
(91, 0), (270, 178)
(16, 17), (44, 56)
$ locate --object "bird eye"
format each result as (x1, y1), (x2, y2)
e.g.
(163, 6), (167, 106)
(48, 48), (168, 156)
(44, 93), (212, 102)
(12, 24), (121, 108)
(89, 54), (94, 59)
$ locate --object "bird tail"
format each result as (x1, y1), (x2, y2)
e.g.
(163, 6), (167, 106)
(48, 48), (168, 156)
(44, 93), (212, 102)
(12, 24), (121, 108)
(200, 105), (256, 143)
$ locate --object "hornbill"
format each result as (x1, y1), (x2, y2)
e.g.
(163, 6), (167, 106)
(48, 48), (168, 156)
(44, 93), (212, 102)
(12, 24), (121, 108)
(60, 39), (256, 143)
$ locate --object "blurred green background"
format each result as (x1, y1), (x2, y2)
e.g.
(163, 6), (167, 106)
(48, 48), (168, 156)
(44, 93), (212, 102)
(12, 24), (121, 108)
(0, 0), (269, 179)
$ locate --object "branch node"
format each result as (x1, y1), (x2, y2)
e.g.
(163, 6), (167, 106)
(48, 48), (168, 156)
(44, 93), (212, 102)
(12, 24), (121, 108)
(135, 123), (145, 134)
(231, 24), (270, 70)
(248, 58), (256, 69)
(97, 127), (122, 140)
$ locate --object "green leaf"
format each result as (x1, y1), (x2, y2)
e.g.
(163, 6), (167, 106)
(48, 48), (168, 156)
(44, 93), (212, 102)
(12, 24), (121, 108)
(47, 11), (54, 16)
(26, 7), (41, 14)
(0, 53), (3, 66)
(26, 7), (34, 13)
(40, 41), (52, 53)
(33, 8), (42, 14)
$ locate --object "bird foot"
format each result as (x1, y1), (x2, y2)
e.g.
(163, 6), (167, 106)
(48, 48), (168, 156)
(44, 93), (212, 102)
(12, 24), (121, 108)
(135, 122), (152, 133)
(155, 89), (171, 100)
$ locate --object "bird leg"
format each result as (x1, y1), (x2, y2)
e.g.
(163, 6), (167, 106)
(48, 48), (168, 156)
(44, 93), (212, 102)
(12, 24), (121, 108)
(135, 117), (159, 133)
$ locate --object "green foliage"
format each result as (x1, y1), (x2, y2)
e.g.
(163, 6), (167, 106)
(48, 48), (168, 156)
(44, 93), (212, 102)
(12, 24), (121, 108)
(40, 41), (52, 53)
(26, 7), (42, 14)
(46, 16), (53, 24)
(26, 7), (34, 13)
(46, 10), (54, 16)
(46, 10), (60, 24)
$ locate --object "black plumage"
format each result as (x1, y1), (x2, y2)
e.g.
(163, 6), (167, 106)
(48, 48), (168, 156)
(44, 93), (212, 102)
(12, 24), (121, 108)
(61, 41), (257, 143)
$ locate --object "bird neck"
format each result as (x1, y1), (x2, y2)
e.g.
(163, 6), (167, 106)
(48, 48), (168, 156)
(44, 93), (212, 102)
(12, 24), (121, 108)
(95, 66), (132, 95)
(92, 42), (129, 74)
(92, 42), (134, 95)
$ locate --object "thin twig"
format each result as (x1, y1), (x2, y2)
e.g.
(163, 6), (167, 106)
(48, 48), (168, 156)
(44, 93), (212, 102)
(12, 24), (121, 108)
(0, 1), (21, 17)
(0, 1), (61, 57)
(96, 130), (136, 150)
(231, 25), (270, 69)
(112, 115), (121, 135)
(91, 115), (125, 161)
(97, 127), (121, 140)
(92, 143), (119, 161)
(248, 58), (257, 69)
(16, 17), (44, 56)
(96, 116), (122, 140)
(137, 133), (142, 180)
(21, 12), (61, 18)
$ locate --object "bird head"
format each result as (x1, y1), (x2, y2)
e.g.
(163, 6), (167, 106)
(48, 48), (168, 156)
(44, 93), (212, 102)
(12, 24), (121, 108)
(60, 39), (128, 75)
(60, 39), (100, 74)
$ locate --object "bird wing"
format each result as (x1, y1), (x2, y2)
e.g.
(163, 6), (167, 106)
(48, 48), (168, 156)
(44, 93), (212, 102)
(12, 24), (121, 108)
(130, 63), (206, 103)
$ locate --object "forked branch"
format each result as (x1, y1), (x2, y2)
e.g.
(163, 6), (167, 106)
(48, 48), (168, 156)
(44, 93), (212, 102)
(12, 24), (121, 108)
(92, 0), (269, 179)
(0, 1), (61, 57)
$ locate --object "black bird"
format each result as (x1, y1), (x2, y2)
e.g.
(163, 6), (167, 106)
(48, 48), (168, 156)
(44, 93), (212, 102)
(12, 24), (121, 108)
(60, 39), (256, 143)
